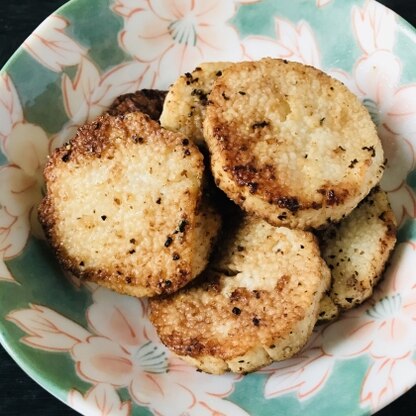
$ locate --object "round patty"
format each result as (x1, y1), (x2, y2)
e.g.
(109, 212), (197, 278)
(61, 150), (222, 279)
(149, 218), (330, 374)
(39, 112), (220, 297)
(317, 186), (397, 310)
(203, 58), (384, 229)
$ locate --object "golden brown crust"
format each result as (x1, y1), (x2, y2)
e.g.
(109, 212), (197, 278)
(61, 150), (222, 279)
(39, 111), (220, 297)
(204, 58), (384, 229)
(107, 89), (167, 120)
(160, 62), (233, 146)
(149, 218), (330, 374)
(317, 186), (397, 310)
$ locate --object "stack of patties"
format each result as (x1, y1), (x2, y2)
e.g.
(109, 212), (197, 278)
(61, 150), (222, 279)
(149, 58), (396, 373)
(39, 58), (397, 375)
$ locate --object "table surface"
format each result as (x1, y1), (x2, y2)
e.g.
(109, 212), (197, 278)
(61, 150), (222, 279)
(0, 0), (415, 415)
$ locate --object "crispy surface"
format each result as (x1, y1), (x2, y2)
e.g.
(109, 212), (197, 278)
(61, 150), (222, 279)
(318, 186), (397, 310)
(204, 58), (384, 229)
(107, 89), (167, 120)
(317, 294), (339, 322)
(149, 218), (330, 374)
(160, 62), (233, 146)
(39, 112), (220, 297)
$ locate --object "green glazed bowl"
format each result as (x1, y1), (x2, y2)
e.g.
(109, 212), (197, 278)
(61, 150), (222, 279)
(0, 0), (415, 415)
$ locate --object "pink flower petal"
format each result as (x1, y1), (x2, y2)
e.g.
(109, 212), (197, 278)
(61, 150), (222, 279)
(196, 24), (243, 62)
(24, 15), (86, 72)
(0, 73), (23, 146)
(322, 314), (377, 357)
(149, 0), (187, 21)
(68, 383), (131, 416)
(5, 122), (49, 177)
(72, 337), (134, 386)
(354, 51), (401, 112)
(61, 56), (102, 122)
(264, 347), (334, 400)
(385, 84), (416, 136)
(380, 242), (416, 297)
(190, 396), (250, 416)
(7, 304), (90, 351)
(120, 11), (171, 62)
(195, 0), (236, 24)
(352, 2), (396, 55)
(273, 18), (321, 67)
(96, 61), (149, 107)
(242, 36), (294, 61)
(158, 43), (204, 85)
(167, 355), (241, 397)
(386, 185), (416, 226)
(360, 357), (415, 412)
(87, 287), (146, 348)
(112, 0), (147, 18)
(130, 371), (196, 414)
(370, 316), (416, 359)
(0, 165), (39, 216)
(378, 127), (413, 192)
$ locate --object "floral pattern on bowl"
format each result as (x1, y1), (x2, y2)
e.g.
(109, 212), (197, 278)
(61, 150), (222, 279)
(0, 1), (415, 415)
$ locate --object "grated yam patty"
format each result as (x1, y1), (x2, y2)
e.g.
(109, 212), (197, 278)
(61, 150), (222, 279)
(317, 186), (397, 310)
(203, 58), (384, 229)
(39, 112), (220, 297)
(149, 218), (330, 374)
(160, 62), (233, 146)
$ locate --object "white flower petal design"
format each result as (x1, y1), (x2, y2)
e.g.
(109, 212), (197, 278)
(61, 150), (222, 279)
(68, 383), (131, 416)
(72, 336), (135, 386)
(354, 51), (401, 114)
(87, 288), (145, 348)
(24, 15), (86, 72)
(186, 396), (251, 416)
(352, 1), (396, 55)
(242, 18), (321, 68)
(97, 60), (150, 108)
(61, 56), (102, 123)
(385, 84), (416, 138)
(264, 345), (334, 400)
(7, 304), (90, 351)
(112, 0), (145, 18)
(0, 186), (31, 283)
(5, 122), (49, 177)
(115, 0), (243, 86)
(360, 356), (416, 413)
(386, 185), (416, 226)
(379, 129), (414, 192)
(61, 57), (149, 126)
(0, 165), (40, 282)
(0, 73), (23, 149)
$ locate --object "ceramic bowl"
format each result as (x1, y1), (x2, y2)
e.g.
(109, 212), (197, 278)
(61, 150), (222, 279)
(0, 0), (415, 415)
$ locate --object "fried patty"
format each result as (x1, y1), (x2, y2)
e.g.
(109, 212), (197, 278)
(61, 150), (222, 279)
(39, 112), (220, 297)
(160, 62), (232, 146)
(107, 89), (167, 120)
(317, 294), (340, 322)
(317, 186), (397, 311)
(149, 218), (330, 374)
(203, 58), (384, 229)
